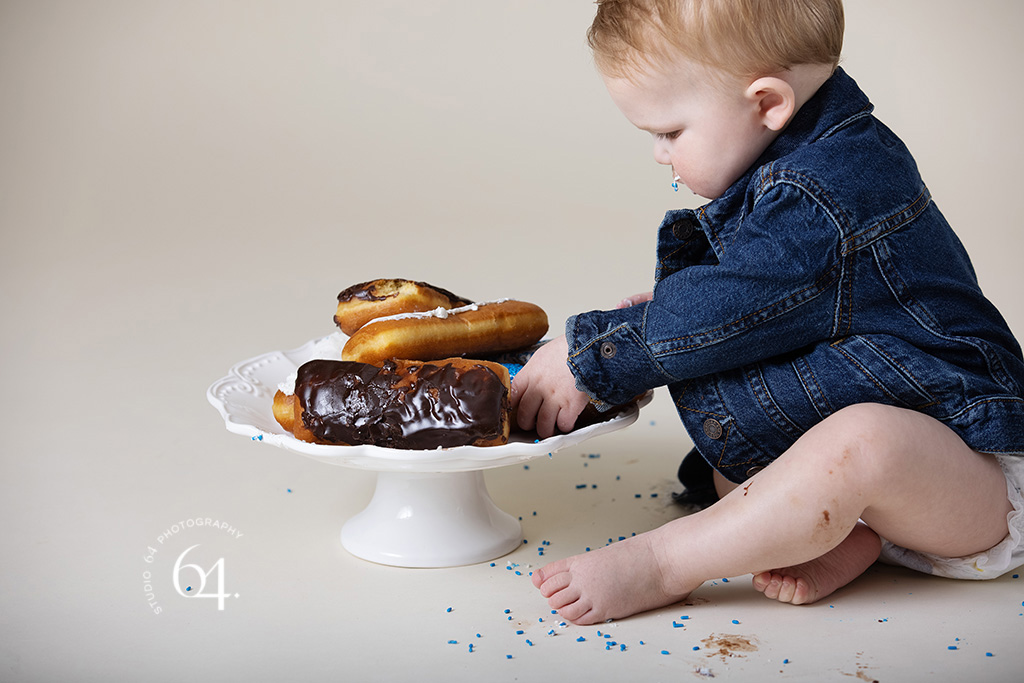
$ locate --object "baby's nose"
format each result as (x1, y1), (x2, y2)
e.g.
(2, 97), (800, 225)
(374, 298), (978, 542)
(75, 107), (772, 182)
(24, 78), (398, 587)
(652, 141), (672, 166)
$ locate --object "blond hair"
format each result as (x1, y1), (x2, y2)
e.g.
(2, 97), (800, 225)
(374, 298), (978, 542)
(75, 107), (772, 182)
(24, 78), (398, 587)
(587, 0), (844, 80)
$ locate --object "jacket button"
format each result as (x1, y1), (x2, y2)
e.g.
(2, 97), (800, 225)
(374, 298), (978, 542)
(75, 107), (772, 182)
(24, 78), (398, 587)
(600, 341), (617, 359)
(702, 418), (723, 440)
(745, 465), (765, 478)
(672, 219), (695, 240)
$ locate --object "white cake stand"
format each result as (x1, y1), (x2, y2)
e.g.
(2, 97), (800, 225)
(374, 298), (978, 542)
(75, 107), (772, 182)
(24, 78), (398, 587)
(208, 336), (649, 568)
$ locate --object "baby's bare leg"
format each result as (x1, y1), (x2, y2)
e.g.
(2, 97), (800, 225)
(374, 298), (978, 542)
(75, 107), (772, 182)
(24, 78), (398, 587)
(532, 404), (1011, 624)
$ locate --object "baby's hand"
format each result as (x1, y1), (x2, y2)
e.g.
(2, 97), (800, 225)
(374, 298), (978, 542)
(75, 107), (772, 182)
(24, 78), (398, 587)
(510, 335), (591, 439)
(616, 291), (653, 309)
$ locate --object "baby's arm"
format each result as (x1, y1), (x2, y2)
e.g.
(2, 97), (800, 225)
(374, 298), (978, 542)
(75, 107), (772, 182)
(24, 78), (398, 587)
(510, 335), (591, 439)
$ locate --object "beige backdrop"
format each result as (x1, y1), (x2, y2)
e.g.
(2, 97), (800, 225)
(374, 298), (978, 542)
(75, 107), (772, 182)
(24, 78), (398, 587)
(3, 1), (1022, 349)
(2, 0), (1022, 678)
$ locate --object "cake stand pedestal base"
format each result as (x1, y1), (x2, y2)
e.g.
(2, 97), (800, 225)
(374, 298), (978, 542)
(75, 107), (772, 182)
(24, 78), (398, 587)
(340, 470), (522, 568)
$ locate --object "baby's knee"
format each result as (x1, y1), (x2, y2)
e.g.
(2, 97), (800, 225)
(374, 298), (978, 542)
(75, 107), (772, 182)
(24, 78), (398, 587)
(808, 403), (915, 477)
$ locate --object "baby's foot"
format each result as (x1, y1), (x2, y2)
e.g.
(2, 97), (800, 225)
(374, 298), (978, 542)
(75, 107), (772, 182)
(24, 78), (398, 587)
(752, 522), (881, 604)
(531, 529), (696, 625)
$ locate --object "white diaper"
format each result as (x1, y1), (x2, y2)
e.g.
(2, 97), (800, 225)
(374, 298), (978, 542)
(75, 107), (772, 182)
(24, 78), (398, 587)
(878, 455), (1024, 579)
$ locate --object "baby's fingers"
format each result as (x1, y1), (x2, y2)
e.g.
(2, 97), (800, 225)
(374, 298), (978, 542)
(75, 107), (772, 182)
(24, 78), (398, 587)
(512, 376), (541, 432)
(616, 291), (654, 309)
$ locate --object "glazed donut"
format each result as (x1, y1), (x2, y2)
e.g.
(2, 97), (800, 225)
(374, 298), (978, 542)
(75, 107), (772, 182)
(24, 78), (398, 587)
(273, 357), (511, 449)
(341, 299), (548, 365)
(334, 279), (471, 335)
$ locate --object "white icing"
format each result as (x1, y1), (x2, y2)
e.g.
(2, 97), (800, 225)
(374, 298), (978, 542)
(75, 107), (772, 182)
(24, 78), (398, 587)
(362, 298), (512, 325)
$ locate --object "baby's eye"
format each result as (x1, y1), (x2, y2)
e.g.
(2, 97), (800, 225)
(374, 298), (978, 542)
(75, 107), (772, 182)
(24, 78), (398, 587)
(655, 130), (682, 141)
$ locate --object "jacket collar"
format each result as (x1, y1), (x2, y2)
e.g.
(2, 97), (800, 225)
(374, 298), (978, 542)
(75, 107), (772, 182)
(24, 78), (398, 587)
(696, 67), (873, 240)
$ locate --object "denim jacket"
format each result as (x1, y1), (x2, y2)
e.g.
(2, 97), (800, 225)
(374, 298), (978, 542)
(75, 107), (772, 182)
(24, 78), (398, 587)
(566, 68), (1024, 483)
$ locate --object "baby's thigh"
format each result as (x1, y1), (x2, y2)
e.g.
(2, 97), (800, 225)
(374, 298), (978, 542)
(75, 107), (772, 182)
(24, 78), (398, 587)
(817, 403), (1011, 556)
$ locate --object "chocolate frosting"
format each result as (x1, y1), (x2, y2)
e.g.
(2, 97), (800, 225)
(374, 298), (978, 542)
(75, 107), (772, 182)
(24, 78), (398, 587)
(295, 359), (507, 449)
(337, 280), (471, 306)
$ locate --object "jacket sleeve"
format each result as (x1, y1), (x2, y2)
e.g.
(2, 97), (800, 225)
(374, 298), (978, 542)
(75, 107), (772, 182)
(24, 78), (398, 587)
(567, 183), (843, 408)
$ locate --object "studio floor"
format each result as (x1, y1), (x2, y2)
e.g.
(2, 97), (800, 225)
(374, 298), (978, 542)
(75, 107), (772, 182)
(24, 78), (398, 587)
(5, 382), (1023, 681)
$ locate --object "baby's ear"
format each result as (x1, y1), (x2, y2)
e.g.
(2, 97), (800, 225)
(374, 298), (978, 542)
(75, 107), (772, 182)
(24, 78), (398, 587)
(746, 77), (795, 132)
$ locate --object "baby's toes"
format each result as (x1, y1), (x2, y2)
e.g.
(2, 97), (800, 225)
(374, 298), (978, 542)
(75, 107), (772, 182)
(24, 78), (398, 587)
(790, 578), (813, 605)
(751, 571), (772, 593)
(555, 596), (594, 625)
(537, 569), (573, 599)
(775, 575), (798, 603)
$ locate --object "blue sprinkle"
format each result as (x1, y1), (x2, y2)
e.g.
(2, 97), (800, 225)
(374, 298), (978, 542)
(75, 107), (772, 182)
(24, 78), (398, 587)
(576, 484), (587, 489)
(948, 646), (958, 650)
(692, 646), (700, 651)
(490, 563), (496, 567)
(448, 640), (457, 644)
(672, 621), (686, 628)
(678, 615), (690, 620)
(732, 620), (740, 624)
(516, 630), (524, 635)
(986, 652), (994, 657)
(620, 644), (626, 651)
(468, 644), (474, 653)
(251, 434), (263, 441)
(783, 658), (790, 664)
(722, 578), (730, 583)
(661, 650), (670, 655)
(526, 639), (534, 646)
(577, 637), (586, 642)
(185, 586), (191, 592)
(506, 654), (513, 659)
(476, 633), (482, 638)
(286, 488), (292, 493)
(446, 607), (452, 613)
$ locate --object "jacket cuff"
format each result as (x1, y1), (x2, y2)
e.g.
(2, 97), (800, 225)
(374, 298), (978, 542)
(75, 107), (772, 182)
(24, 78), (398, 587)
(565, 307), (669, 409)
